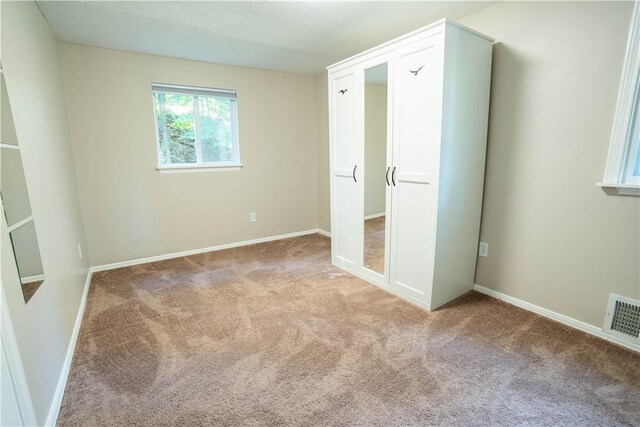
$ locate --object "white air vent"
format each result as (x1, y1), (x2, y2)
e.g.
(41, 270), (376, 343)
(604, 294), (640, 345)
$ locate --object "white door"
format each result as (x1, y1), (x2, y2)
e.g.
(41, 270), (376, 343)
(330, 71), (359, 268)
(389, 36), (444, 304)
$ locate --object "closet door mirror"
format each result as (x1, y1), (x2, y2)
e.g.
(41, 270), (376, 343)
(1, 74), (46, 303)
(363, 63), (388, 275)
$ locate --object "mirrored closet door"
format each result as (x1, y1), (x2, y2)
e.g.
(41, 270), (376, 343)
(362, 63), (390, 278)
(329, 20), (492, 311)
(1, 72), (46, 303)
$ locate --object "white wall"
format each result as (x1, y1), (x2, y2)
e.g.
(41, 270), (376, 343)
(316, 1), (639, 328)
(59, 43), (319, 266)
(1, 1), (90, 423)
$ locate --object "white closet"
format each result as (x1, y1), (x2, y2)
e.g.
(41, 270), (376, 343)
(327, 19), (493, 311)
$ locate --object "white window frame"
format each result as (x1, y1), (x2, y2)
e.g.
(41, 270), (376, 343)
(599, 2), (640, 196)
(152, 83), (242, 173)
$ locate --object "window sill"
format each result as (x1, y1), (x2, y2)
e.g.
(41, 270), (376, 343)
(156, 164), (243, 174)
(597, 182), (640, 196)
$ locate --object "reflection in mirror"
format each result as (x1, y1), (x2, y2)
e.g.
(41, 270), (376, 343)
(1, 74), (46, 303)
(363, 63), (388, 275)
(1, 148), (32, 226)
(1, 75), (18, 146)
(9, 220), (45, 303)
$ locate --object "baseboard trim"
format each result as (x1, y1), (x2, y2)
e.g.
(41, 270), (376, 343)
(473, 284), (639, 353)
(45, 268), (93, 427)
(316, 229), (331, 238)
(20, 274), (45, 285)
(364, 212), (385, 220)
(92, 229), (327, 272)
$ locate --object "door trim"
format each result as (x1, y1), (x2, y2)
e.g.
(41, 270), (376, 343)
(1, 285), (37, 426)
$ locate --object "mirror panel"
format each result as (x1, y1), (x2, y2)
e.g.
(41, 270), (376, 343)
(1, 148), (33, 226)
(1, 75), (18, 145)
(9, 221), (45, 303)
(1, 73), (46, 303)
(363, 63), (388, 275)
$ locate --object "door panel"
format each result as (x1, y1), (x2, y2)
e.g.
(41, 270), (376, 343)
(330, 72), (359, 267)
(390, 36), (444, 303)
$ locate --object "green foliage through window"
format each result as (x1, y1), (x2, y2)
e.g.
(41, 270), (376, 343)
(153, 86), (238, 166)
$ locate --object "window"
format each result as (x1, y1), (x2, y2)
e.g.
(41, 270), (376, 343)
(600, 3), (639, 195)
(624, 97), (640, 185)
(152, 84), (241, 170)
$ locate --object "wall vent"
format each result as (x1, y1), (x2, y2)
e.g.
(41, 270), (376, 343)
(604, 294), (640, 345)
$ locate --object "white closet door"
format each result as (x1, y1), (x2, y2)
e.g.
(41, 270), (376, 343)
(389, 36), (444, 303)
(330, 71), (359, 268)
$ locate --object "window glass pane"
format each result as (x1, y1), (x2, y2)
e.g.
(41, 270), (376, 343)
(154, 92), (196, 164)
(153, 85), (239, 167)
(197, 96), (234, 163)
(633, 141), (640, 177)
(632, 100), (640, 177)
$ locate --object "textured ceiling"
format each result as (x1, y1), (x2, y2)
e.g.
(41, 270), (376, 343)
(37, 1), (496, 74)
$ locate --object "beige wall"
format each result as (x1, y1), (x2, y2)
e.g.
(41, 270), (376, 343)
(459, 1), (639, 328)
(316, 73), (331, 233)
(316, 1), (639, 328)
(364, 83), (388, 217)
(1, 1), (90, 423)
(59, 44), (319, 266)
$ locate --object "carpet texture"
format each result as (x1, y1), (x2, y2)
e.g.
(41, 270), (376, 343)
(58, 234), (640, 426)
(21, 279), (43, 303)
(363, 216), (385, 275)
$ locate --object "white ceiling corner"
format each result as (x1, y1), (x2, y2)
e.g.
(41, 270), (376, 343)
(36, 1), (497, 75)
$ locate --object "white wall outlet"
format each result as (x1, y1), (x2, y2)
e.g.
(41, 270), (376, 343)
(78, 243), (83, 259)
(479, 242), (488, 257)
(249, 212), (257, 223)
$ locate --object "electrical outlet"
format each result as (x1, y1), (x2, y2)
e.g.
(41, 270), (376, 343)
(249, 212), (257, 223)
(478, 242), (488, 257)
(78, 243), (83, 259)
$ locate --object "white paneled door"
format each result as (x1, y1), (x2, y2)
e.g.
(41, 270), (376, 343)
(328, 20), (492, 311)
(389, 36), (444, 303)
(330, 71), (359, 268)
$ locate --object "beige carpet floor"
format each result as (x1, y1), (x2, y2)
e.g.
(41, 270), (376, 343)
(58, 234), (640, 426)
(364, 216), (385, 275)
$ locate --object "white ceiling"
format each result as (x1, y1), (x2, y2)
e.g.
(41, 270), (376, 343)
(37, 1), (496, 75)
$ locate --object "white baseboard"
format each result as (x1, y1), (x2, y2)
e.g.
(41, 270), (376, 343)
(20, 274), (45, 285)
(45, 269), (93, 427)
(473, 284), (639, 353)
(316, 229), (331, 238)
(92, 229), (327, 272)
(364, 212), (385, 220)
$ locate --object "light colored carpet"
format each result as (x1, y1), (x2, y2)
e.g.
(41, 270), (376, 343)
(58, 234), (640, 426)
(364, 216), (385, 274)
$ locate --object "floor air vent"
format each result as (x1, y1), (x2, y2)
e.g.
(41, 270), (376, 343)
(604, 294), (640, 345)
